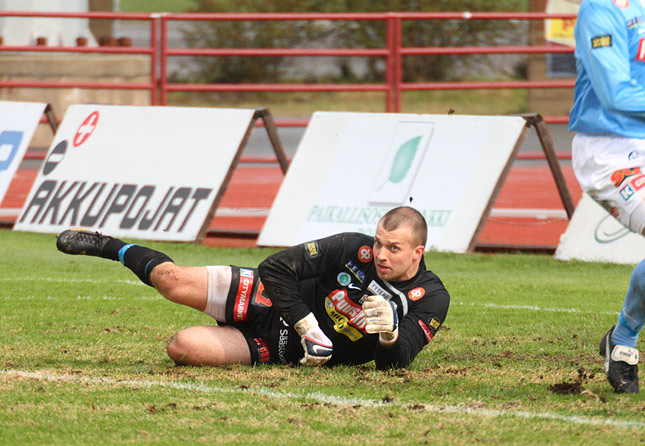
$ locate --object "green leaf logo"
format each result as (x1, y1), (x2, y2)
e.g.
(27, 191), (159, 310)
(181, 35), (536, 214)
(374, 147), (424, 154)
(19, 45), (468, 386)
(378, 135), (421, 190)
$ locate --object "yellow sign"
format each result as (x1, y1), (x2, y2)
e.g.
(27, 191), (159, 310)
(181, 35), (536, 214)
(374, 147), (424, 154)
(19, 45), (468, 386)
(545, 0), (581, 48)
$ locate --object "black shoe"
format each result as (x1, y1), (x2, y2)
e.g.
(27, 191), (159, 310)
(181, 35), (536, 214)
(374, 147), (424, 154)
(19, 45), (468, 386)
(599, 326), (640, 393)
(56, 228), (112, 257)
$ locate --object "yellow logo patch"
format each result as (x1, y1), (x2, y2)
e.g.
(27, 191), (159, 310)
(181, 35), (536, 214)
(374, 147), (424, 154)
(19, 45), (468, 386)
(591, 35), (612, 49)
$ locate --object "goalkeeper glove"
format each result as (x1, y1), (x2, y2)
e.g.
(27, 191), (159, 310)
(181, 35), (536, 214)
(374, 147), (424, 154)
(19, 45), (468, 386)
(362, 295), (399, 346)
(294, 313), (333, 366)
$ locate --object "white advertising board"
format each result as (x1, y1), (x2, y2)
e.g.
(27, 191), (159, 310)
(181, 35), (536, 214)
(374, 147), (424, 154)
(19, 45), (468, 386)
(14, 105), (257, 241)
(258, 112), (527, 252)
(0, 101), (47, 206)
(555, 193), (645, 264)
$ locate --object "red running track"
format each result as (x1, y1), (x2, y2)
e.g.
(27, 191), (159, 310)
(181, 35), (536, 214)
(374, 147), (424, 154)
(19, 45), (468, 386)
(1, 164), (582, 250)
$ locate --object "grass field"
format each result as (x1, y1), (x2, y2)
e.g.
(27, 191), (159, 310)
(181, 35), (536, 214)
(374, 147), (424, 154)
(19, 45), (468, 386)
(167, 89), (528, 119)
(119, 0), (196, 13)
(1, 230), (644, 445)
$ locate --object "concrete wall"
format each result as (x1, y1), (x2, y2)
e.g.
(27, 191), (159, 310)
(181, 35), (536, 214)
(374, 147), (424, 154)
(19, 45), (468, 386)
(0, 53), (150, 147)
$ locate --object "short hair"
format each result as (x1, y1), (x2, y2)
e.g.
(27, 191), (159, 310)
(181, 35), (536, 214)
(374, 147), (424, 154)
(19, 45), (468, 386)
(379, 206), (427, 247)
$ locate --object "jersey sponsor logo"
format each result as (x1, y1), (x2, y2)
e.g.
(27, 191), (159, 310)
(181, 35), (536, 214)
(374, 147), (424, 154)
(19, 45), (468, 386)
(305, 241), (320, 258)
(627, 17), (643, 29)
(234, 268), (254, 321)
(630, 174), (645, 191)
(408, 287), (425, 301)
(358, 245), (373, 263)
(337, 272), (351, 286)
(367, 280), (393, 300)
(620, 184), (636, 201)
(418, 320), (434, 343)
(252, 337), (271, 363)
(611, 167), (640, 187)
(638, 39), (645, 61)
(252, 281), (272, 307)
(429, 318), (441, 329)
(324, 289), (366, 342)
(73, 111), (99, 147)
(591, 35), (612, 49)
(278, 317), (289, 364)
(613, 0), (629, 8)
(345, 260), (366, 283)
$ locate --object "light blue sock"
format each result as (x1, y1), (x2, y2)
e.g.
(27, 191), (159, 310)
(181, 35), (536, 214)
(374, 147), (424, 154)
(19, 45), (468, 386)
(118, 243), (135, 265)
(611, 259), (645, 348)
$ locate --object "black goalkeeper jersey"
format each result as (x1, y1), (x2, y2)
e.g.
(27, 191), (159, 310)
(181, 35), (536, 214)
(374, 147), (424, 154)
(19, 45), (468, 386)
(258, 232), (450, 369)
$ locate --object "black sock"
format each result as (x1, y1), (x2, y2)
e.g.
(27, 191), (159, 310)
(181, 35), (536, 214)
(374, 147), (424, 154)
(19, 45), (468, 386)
(118, 244), (174, 286)
(103, 238), (127, 261)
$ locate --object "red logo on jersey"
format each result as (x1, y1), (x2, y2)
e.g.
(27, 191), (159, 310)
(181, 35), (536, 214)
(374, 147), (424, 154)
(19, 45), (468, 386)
(631, 175), (645, 191)
(408, 287), (425, 301)
(73, 111), (99, 147)
(638, 39), (645, 61)
(234, 268), (254, 321)
(418, 320), (434, 343)
(613, 0), (629, 8)
(611, 167), (641, 187)
(358, 246), (373, 263)
(253, 282), (272, 307)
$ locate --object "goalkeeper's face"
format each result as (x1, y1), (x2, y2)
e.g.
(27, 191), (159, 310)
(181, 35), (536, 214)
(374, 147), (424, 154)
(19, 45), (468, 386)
(373, 222), (424, 282)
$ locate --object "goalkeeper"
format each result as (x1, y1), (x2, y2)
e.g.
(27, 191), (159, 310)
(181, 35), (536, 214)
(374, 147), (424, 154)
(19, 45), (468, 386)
(56, 206), (450, 369)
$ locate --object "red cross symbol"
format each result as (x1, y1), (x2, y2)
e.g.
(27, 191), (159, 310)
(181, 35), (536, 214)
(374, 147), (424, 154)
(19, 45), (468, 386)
(73, 111), (99, 147)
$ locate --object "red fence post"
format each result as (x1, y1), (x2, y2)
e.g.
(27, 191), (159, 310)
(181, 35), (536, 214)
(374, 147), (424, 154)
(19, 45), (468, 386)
(150, 15), (159, 105)
(159, 14), (168, 105)
(385, 14), (403, 113)
(393, 16), (402, 113)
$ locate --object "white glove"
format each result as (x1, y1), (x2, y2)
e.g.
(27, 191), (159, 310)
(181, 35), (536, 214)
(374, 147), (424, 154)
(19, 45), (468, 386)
(362, 295), (399, 345)
(294, 313), (333, 366)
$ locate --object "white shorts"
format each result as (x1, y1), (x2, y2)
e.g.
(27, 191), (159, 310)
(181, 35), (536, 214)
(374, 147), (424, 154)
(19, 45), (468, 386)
(572, 133), (645, 234)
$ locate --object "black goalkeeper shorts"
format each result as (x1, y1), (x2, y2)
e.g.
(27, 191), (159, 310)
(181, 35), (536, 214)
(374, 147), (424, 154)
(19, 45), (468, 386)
(223, 266), (301, 365)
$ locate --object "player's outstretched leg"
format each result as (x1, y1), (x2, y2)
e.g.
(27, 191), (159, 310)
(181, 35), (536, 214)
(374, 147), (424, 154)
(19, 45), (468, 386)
(56, 228), (173, 286)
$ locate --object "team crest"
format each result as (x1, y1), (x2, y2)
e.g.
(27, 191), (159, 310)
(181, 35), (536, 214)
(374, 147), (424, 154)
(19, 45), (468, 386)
(358, 245), (373, 263)
(613, 0), (629, 8)
(408, 287), (425, 301)
(337, 272), (351, 286)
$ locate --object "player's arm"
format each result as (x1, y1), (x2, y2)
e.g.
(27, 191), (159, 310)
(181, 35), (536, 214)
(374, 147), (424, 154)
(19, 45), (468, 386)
(576, 3), (645, 114)
(366, 287), (450, 370)
(257, 233), (347, 365)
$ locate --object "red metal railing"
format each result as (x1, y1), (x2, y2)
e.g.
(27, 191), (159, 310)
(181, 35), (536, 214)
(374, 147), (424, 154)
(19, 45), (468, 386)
(0, 11), (578, 118)
(0, 11), (159, 104)
(0, 10), (578, 157)
(158, 11), (578, 119)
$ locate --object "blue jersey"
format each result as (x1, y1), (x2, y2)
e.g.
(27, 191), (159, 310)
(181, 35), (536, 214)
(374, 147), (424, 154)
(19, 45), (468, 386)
(569, 0), (645, 138)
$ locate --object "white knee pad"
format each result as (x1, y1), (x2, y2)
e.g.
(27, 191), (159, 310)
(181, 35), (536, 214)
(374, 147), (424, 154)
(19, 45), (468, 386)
(204, 265), (232, 322)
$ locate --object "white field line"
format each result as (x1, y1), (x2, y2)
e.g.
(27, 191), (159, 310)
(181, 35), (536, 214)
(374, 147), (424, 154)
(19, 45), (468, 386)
(1, 369), (643, 430)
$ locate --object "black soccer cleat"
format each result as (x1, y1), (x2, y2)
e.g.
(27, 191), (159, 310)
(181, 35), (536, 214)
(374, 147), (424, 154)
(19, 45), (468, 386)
(599, 325), (640, 393)
(56, 228), (113, 257)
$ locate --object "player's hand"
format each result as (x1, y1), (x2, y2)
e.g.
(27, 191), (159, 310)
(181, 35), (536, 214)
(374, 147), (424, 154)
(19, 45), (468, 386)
(362, 295), (399, 345)
(294, 313), (333, 366)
